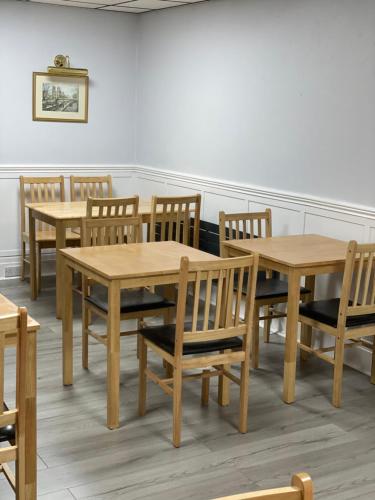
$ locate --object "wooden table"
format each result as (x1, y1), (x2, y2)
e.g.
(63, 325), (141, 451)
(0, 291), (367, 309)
(26, 200), (153, 318)
(222, 234), (348, 404)
(61, 240), (220, 429)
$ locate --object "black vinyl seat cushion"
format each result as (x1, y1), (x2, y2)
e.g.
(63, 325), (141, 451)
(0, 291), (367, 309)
(0, 403), (15, 443)
(85, 285), (175, 315)
(139, 323), (243, 356)
(299, 298), (375, 328)
(236, 272), (309, 300)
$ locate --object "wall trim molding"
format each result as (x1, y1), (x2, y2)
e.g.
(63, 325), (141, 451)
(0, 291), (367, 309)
(135, 165), (375, 221)
(2, 163), (375, 220)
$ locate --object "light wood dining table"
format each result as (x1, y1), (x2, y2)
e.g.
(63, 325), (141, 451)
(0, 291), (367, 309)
(61, 240), (221, 429)
(222, 234), (348, 404)
(26, 200), (153, 318)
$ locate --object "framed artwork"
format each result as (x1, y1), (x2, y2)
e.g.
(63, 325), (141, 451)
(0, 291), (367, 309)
(32, 72), (89, 123)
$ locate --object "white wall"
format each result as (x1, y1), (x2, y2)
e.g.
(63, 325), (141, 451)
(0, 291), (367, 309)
(0, 0), (138, 164)
(136, 0), (375, 207)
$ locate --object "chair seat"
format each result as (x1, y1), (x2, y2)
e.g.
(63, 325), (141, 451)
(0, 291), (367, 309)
(86, 285), (175, 315)
(0, 403), (15, 443)
(299, 298), (375, 328)
(139, 323), (243, 355)
(256, 278), (309, 300)
(23, 230), (80, 243)
(236, 272), (309, 300)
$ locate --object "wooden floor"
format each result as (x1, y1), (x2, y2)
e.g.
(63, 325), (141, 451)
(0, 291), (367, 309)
(1, 278), (375, 499)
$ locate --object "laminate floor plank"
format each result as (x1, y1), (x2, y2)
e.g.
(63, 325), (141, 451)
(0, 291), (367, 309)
(0, 277), (375, 499)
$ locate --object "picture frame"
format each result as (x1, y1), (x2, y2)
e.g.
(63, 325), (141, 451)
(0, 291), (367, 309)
(32, 72), (89, 123)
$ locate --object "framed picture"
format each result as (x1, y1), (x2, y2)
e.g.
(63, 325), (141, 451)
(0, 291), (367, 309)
(32, 72), (89, 123)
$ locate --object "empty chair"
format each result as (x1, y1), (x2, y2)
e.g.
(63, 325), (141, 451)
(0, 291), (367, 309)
(210, 473), (313, 500)
(81, 213), (175, 369)
(219, 210), (310, 368)
(20, 176), (80, 291)
(0, 306), (37, 499)
(138, 254), (258, 447)
(70, 175), (112, 201)
(149, 194), (201, 248)
(299, 240), (375, 407)
(86, 195), (139, 219)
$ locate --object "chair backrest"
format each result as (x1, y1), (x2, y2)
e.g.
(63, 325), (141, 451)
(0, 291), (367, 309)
(210, 473), (313, 500)
(173, 254), (258, 357)
(149, 194), (201, 248)
(70, 175), (112, 201)
(86, 196), (139, 218)
(219, 209), (272, 246)
(0, 306), (37, 498)
(20, 175), (65, 233)
(339, 240), (375, 326)
(81, 215), (143, 247)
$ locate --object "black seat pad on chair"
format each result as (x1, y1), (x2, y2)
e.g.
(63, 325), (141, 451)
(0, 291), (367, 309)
(0, 403), (15, 443)
(236, 272), (309, 300)
(299, 298), (375, 328)
(85, 285), (175, 314)
(139, 323), (243, 356)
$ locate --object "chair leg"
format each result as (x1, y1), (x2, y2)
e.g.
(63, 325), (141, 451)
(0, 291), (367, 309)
(239, 358), (250, 433)
(333, 333), (345, 408)
(138, 336), (148, 416)
(82, 302), (89, 370)
(251, 306), (260, 369)
(172, 365), (183, 448)
(37, 244), (42, 293)
(218, 349), (231, 406)
(263, 305), (271, 343)
(20, 241), (26, 281)
(371, 336), (375, 385)
(201, 369), (210, 406)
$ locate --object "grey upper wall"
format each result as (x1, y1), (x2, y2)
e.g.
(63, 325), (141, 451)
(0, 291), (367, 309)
(0, 0), (138, 165)
(136, 0), (375, 206)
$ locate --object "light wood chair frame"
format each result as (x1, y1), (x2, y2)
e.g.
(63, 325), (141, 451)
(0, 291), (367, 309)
(0, 307), (37, 499)
(211, 473), (313, 500)
(138, 254), (259, 447)
(299, 240), (375, 407)
(86, 195), (139, 219)
(81, 215), (175, 369)
(219, 209), (310, 368)
(20, 175), (79, 292)
(69, 175), (113, 201)
(149, 194), (201, 248)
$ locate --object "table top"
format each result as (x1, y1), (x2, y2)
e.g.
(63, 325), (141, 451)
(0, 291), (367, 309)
(222, 234), (349, 268)
(0, 293), (40, 332)
(61, 241), (221, 280)
(26, 200), (152, 220)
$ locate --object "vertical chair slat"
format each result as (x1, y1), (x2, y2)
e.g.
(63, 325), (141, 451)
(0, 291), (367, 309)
(191, 272), (201, 333)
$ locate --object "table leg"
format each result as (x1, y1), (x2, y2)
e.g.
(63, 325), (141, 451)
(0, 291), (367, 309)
(107, 281), (121, 429)
(56, 221), (67, 319)
(62, 258), (74, 386)
(283, 269), (300, 404)
(300, 275), (316, 361)
(29, 208), (37, 300)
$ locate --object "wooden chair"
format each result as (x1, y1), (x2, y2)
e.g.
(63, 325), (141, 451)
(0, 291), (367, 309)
(0, 307), (37, 499)
(219, 210), (310, 368)
(211, 473), (313, 500)
(138, 253), (258, 447)
(20, 176), (80, 291)
(81, 215), (175, 369)
(149, 194), (201, 248)
(86, 195), (139, 219)
(299, 240), (375, 407)
(70, 175), (112, 201)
